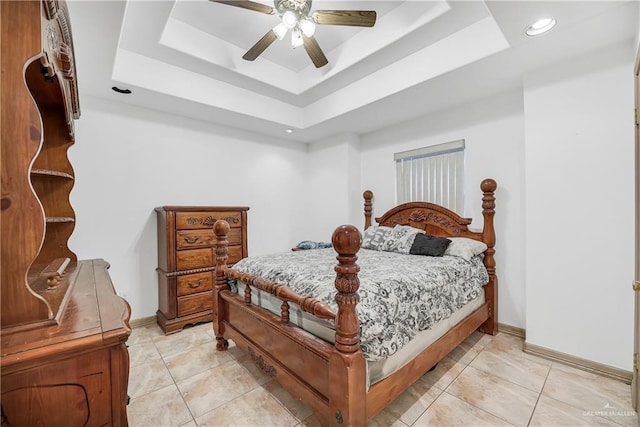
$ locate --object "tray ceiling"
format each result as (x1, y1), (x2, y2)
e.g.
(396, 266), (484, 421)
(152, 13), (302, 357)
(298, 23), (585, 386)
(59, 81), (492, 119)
(67, 0), (638, 142)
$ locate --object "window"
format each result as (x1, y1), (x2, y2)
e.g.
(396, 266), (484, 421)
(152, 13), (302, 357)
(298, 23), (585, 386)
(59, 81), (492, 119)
(395, 139), (465, 212)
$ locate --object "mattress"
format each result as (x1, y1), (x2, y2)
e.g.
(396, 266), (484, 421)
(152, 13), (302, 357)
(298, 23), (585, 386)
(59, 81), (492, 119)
(229, 248), (489, 384)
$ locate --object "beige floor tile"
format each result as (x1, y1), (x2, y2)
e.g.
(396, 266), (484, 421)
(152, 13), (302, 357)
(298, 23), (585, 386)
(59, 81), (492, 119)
(448, 330), (494, 365)
(367, 408), (410, 427)
(176, 359), (266, 418)
(127, 384), (193, 427)
(384, 378), (443, 425)
(421, 356), (466, 390)
(470, 345), (550, 392)
(195, 387), (299, 427)
(414, 392), (514, 426)
(127, 324), (638, 427)
(128, 323), (165, 346)
(297, 414), (323, 427)
(487, 334), (552, 366)
(128, 358), (174, 399)
(446, 366), (538, 426)
(530, 395), (621, 426)
(153, 327), (214, 358)
(262, 379), (314, 421)
(128, 341), (162, 367)
(190, 321), (214, 336)
(163, 341), (234, 382)
(543, 364), (637, 427)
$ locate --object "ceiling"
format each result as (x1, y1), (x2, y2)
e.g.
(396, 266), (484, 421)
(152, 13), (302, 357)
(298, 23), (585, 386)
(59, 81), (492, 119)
(67, 0), (638, 143)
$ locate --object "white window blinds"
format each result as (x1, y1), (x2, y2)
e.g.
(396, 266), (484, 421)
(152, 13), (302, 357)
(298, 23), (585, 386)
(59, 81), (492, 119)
(395, 140), (465, 212)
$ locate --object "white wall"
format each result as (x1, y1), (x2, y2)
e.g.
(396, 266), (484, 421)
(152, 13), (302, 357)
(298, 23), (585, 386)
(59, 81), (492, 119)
(524, 42), (636, 371)
(69, 96), (309, 320)
(304, 133), (362, 241)
(67, 41), (636, 373)
(360, 90), (526, 329)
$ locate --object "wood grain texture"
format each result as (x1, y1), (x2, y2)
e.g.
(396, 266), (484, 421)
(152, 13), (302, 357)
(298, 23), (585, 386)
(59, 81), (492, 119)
(1, 5), (131, 424)
(1, 260), (131, 426)
(313, 10), (376, 27)
(243, 30), (277, 61)
(211, 0), (275, 15)
(212, 180), (497, 425)
(1, 0), (51, 327)
(303, 35), (328, 68)
(156, 206), (249, 334)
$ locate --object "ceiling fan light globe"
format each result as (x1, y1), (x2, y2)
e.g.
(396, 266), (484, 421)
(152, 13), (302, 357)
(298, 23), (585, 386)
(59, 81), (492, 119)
(282, 10), (298, 29)
(299, 18), (316, 37)
(273, 23), (288, 40)
(291, 28), (304, 48)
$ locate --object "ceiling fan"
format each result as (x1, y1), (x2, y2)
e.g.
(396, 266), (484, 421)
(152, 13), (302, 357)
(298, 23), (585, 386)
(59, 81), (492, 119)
(211, 0), (376, 68)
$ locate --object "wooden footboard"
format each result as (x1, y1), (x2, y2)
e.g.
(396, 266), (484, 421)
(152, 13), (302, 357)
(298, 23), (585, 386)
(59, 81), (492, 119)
(213, 220), (367, 426)
(211, 179), (497, 426)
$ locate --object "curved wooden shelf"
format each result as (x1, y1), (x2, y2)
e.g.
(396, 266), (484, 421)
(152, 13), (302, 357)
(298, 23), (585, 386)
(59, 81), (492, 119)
(45, 216), (75, 223)
(31, 168), (74, 180)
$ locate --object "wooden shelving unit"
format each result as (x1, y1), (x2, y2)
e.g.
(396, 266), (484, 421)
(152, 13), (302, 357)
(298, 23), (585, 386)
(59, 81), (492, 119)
(1, 1), (131, 424)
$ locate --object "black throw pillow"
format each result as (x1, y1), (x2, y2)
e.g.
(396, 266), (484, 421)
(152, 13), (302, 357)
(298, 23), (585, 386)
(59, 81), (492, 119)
(409, 234), (452, 257)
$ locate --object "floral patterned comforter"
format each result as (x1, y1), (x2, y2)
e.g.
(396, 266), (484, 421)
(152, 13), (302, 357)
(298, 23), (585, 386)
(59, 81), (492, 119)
(229, 248), (488, 362)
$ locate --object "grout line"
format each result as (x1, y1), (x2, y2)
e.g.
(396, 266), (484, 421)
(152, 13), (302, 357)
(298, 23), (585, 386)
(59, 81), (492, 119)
(406, 385), (446, 426)
(133, 326), (636, 427)
(151, 332), (199, 425)
(441, 390), (518, 426)
(541, 365), (638, 427)
(525, 363), (552, 426)
(404, 350), (481, 424)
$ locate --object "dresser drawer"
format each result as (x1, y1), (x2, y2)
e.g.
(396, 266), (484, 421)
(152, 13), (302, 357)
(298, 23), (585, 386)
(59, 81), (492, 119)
(176, 248), (213, 270)
(176, 228), (241, 250)
(178, 292), (213, 317)
(176, 230), (215, 249)
(176, 211), (242, 230)
(177, 272), (213, 296)
(156, 205), (248, 334)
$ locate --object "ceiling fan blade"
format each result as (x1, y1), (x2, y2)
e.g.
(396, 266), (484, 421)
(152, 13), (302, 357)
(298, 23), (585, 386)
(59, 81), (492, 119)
(303, 35), (328, 68)
(210, 0), (276, 15)
(312, 10), (376, 27)
(243, 30), (278, 61)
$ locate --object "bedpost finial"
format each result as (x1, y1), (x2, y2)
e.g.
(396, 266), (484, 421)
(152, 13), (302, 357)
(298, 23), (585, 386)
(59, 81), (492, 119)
(214, 219), (230, 236)
(363, 191), (373, 230)
(481, 178), (497, 193)
(332, 225), (362, 256)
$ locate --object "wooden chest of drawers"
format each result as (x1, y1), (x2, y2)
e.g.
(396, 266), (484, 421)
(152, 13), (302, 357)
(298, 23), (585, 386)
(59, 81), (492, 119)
(156, 206), (249, 334)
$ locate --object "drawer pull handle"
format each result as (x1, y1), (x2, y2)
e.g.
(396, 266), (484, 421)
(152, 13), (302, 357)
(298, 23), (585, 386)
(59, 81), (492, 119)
(184, 236), (200, 244)
(188, 279), (204, 288)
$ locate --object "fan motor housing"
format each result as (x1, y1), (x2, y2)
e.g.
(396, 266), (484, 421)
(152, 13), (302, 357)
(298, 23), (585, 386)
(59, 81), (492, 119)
(275, 0), (311, 15)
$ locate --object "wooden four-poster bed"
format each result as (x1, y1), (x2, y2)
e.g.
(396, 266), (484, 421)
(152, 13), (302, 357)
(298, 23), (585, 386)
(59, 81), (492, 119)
(211, 178), (497, 426)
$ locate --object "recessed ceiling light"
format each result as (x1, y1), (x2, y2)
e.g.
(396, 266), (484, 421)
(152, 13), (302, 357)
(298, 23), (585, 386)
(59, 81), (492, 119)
(525, 18), (557, 36)
(285, 129), (294, 134)
(112, 86), (132, 94)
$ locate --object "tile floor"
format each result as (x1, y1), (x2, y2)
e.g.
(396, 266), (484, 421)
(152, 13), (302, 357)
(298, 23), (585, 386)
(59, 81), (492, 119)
(127, 322), (638, 426)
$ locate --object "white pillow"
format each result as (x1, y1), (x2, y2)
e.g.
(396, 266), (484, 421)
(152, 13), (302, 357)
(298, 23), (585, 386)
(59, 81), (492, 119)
(361, 225), (393, 251)
(444, 237), (488, 261)
(382, 225), (425, 254)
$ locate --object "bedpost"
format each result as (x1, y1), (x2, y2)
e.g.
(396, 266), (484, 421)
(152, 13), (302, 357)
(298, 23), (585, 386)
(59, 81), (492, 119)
(329, 225), (367, 426)
(363, 190), (373, 230)
(213, 219), (230, 350)
(479, 179), (498, 335)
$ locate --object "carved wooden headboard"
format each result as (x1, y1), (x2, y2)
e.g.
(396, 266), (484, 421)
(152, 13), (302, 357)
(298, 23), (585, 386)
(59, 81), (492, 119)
(362, 179), (497, 246)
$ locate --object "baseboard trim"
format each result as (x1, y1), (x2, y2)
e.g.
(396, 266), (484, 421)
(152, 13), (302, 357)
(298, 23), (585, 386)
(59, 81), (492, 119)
(130, 315), (156, 329)
(523, 341), (632, 384)
(497, 322), (526, 339)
